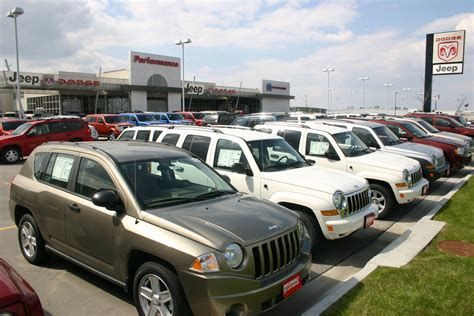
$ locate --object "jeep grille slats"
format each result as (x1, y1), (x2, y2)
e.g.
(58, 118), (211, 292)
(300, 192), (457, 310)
(344, 188), (371, 217)
(435, 156), (445, 169)
(410, 168), (422, 186)
(252, 229), (299, 279)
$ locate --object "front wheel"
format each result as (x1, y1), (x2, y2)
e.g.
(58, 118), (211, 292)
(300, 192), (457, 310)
(108, 131), (116, 141)
(369, 183), (396, 220)
(133, 262), (191, 316)
(296, 211), (323, 251)
(2, 147), (21, 164)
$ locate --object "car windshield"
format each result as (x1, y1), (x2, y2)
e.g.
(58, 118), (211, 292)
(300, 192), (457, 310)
(168, 113), (184, 120)
(333, 131), (371, 157)
(247, 138), (308, 172)
(446, 117), (463, 127)
(12, 123), (33, 135)
(120, 156), (236, 210)
(457, 116), (469, 126)
(136, 114), (157, 122)
(373, 126), (400, 145)
(193, 113), (205, 119)
(2, 120), (27, 131)
(417, 120), (440, 133)
(401, 122), (429, 138)
(104, 116), (125, 123)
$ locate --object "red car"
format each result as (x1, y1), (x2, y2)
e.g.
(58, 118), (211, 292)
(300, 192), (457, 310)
(0, 118), (93, 163)
(178, 112), (205, 126)
(405, 113), (474, 137)
(0, 259), (44, 316)
(84, 114), (134, 140)
(0, 118), (27, 136)
(371, 119), (471, 171)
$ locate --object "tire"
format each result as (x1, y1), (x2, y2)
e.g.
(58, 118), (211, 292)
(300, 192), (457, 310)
(369, 183), (396, 220)
(18, 214), (48, 265)
(133, 262), (192, 316)
(2, 147), (21, 164)
(295, 211), (323, 251)
(108, 131), (116, 141)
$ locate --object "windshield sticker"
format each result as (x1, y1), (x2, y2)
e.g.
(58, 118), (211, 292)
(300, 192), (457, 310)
(309, 141), (329, 155)
(51, 156), (74, 182)
(217, 149), (242, 167)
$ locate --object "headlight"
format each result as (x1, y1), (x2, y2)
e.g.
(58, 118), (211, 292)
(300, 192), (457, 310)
(455, 147), (466, 155)
(190, 253), (220, 273)
(402, 169), (410, 182)
(224, 243), (244, 269)
(431, 154), (437, 165)
(333, 191), (347, 211)
(297, 219), (308, 240)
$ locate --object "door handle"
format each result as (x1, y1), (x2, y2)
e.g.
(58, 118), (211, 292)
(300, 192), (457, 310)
(68, 203), (81, 213)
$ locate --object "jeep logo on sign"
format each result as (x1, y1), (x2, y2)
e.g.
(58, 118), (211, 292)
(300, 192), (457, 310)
(185, 83), (204, 95)
(438, 41), (458, 62)
(7, 72), (41, 86)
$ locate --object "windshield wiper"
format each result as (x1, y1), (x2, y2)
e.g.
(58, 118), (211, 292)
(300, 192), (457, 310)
(193, 190), (235, 201)
(143, 196), (196, 208)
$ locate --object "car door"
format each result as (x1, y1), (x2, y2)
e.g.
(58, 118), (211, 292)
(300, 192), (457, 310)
(302, 131), (347, 171)
(22, 122), (52, 156)
(65, 155), (122, 277)
(96, 116), (107, 135)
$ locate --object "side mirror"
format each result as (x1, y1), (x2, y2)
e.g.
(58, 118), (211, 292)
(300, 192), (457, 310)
(221, 175), (231, 184)
(231, 162), (253, 176)
(92, 189), (123, 212)
(324, 150), (340, 161)
(307, 159), (316, 166)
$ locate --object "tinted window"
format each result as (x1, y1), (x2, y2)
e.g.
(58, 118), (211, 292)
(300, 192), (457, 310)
(30, 123), (51, 136)
(168, 113), (184, 120)
(436, 118), (451, 127)
(386, 124), (404, 137)
(420, 116), (433, 124)
(2, 120), (26, 131)
(182, 135), (211, 160)
(214, 139), (248, 172)
(276, 129), (301, 151)
(118, 130), (135, 141)
(306, 133), (336, 156)
(33, 152), (50, 179)
(232, 118), (248, 126)
(75, 158), (116, 198)
(136, 130), (151, 141)
(86, 117), (97, 123)
(247, 139), (306, 172)
(42, 154), (75, 189)
(12, 123), (33, 135)
(104, 116), (124, 123)
(64, 121), (84, 131)
(161, 133), (180, 145)
(152, 130), (162, 141)
(353, 127), (380, 148)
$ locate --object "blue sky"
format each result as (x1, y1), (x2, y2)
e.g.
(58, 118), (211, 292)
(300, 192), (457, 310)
(1, 0), (473, 111)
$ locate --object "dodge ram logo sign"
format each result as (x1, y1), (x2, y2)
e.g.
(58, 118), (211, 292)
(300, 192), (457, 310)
(438, 41), (458, 62)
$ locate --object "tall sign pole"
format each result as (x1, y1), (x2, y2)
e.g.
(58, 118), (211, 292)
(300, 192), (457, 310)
(424, 30), (466, 112)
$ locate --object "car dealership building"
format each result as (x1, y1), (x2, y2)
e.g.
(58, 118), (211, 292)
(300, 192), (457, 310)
(0, 51), (293, 115)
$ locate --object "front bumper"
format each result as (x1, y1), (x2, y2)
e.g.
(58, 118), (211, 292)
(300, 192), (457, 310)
(395, 177), (429, 204)
(178, 251), (312, 315)
(322, 203), (379, 240)
(423, 163), (449, 182)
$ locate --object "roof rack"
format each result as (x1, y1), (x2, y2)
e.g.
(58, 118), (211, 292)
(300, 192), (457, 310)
(262, 121), (312, 128)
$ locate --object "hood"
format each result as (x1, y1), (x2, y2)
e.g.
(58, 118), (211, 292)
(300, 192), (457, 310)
(425, 136), (461, 147)
(349, 151), (419, 172)
(263, 165), (367, 195)
(387, 142), (443, 160)
(143, 193), (298, 250)
(439, 131), (471, 142)
(0, 134), (20, 142)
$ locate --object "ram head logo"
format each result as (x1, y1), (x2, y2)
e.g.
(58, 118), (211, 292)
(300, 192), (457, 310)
(438, 41), (458, 62)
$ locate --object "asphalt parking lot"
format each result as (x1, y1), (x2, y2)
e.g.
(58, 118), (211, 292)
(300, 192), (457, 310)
(0, 161), (472, 315)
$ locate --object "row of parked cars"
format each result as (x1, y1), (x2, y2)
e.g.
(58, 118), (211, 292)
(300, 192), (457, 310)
(3, 111), (473, 315)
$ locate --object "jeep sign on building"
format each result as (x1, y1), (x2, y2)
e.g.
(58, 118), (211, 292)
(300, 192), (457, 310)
(0, 51), (293, 114)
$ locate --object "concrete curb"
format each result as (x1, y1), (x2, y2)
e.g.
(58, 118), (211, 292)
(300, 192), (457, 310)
(302, 172), (472, 316)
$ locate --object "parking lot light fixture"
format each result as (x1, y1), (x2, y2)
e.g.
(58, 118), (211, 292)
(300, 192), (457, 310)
(175, 38), (192, 112)
(322, 68), (335, 114)
(384, 83), (393, 109)
(6, 7), (25, 119)
(358, 77), (369, 109)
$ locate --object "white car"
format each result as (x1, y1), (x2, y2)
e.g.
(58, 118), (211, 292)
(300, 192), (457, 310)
(254, 122), (429, 219)
(118, 126), (379, 246)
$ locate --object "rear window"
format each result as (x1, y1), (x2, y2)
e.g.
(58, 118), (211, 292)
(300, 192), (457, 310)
(42, 153), (75, 189)
(33, 152), (50, 179)
(136, 130), (151, 141)
(182, 135), (211, 160)
(2, 120), (26, 131)
(161, 133), (180, 145)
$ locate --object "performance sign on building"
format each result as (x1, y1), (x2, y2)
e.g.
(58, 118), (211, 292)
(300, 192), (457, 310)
(432, 30), (465, 76)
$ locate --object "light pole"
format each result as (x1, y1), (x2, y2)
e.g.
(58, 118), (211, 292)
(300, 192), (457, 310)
(304, 94), (308, 111)
(383, 83), (392, 109)
(348, 91), (355, 109)
(394, 91), (398, 115)
(7, 7), (25, 119)
(402, 88), (410, 108)
(358, 77), (369, 109)
(322, 68), (335, 114)
(175, 38), (192, 112)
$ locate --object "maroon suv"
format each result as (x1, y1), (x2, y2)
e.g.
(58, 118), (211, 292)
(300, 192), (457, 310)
(0, 118), (93, 163)
(405, 113), (474, 138)
(371, 119), (471, 171)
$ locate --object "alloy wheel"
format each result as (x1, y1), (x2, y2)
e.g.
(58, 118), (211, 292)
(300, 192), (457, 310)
(370, 189), (386, 214)
(5, 149), (19, 163)
(20, 221), (37, 258)
(138, 274), (174, 316)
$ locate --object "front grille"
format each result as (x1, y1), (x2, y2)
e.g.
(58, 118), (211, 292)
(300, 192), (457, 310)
(343, 188), (371, 217)
(252, 229), (300, 279)
(435, 156), (445, 169)
(410, 168), (423, 186)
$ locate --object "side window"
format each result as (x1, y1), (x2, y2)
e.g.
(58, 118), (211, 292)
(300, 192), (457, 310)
(86, 117), (96, 123)
(161, 115), (168, 121)
(386, 124), (403, 137)
(214, 139), (249, 172)
(352, 127), (380, 148)
(233, 118), (248, 126)
(306, 133), (335, 156)
(182, 135), (211, 160)
(98, 117), (104, 124)
(161, 133), (180, 145)
(30, 123), (51, 136)
(277, 129), (301, 151)
(64, 121), (84, 131)
(152, 130), (162, 141)
(136, 130), (151, 141)
(117, 130), (135, 141)
(75, 158), (116, 198)
(420, 117), (433, 124)
(33, 152), (50, 179)
(42, 153), (75, 189)
(436, 118), (451, 127)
